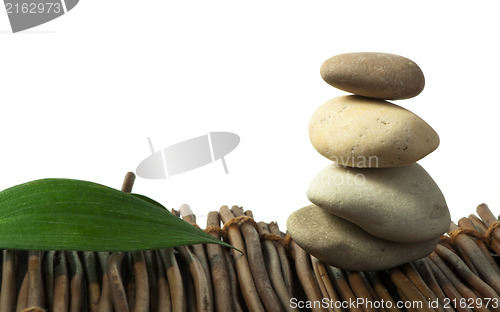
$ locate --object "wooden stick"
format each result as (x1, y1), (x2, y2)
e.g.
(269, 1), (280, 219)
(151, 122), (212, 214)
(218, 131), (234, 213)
(121, 172), (136, 193)
(16, 272), (29, 312)
(290, 241), (327, 312)
(476, 203), (499, 227)
(97, 252), (113, 312)
(446, 223), (480, 276)
(327, 266), (361, 312)
(26, 251), (45, 311)
(180, 205), (214, 311)
(466, 214), (500, 271)
(258, 222), (297, 312)
(365, 271), (402, 312)
(429, 251), (494, 312)
(359, 272), (386, 312)
(107, 252), (129, 312)
(125, 253), (136, 311)
(223, 245), (245, 312)
(396, 289), (420, 312)
(1, 250), (17, 312)
(42, 250), (55, 312)
(458, 217), (499, 275)
(155, 251), (172, 312)
(230, 206), (284, 312)
(205, 211), (236, 312)
(132, 251), (150, 312)
(167, 211), (194, 310)
(314, 259), (343, 312)
(468, 214), (489, 233)
(182, 257), (197, 312)
(159, 249), (186, 312)
(53, 251), (69, 312)
(346, 271), (377, 312)
(387, 267), (433, 312)
(67, 251), (84, 312)
(400, 263), (443, 312)
(477, 203), (500, 256)
(449, 222), (500, 294)
(269, 222), (294, 296)
(434, 244), (500, 301)
(310, 257), (333, 312)
(83, 252), (101, 312)
(144, 250), (159, 312)
(177, 245), (212, 312)
(218, 205), (264, 312)
(412, 259), (454, 312)
(425, 258), (472, 312)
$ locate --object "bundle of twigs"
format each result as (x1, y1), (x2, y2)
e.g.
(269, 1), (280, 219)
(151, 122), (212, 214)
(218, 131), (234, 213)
(1, 173), (500, 312)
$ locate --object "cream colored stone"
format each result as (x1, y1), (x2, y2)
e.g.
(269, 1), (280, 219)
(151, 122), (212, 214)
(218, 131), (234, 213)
(309, 95), (439, 168)
(320, 52), (425, 100)
(287, 205), (439, 271)
(307, 163), (450, 243)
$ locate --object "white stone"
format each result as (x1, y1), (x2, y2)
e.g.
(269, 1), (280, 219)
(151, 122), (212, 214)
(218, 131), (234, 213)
(307, 163), (450, 243)
(309, 95), (440, 168)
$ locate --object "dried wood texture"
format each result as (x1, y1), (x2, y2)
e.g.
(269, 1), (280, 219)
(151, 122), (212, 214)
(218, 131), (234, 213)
(0, 173), (500, 312)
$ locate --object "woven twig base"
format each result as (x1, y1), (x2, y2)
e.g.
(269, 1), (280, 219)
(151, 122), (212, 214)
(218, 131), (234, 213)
(1, 174), (500, 312)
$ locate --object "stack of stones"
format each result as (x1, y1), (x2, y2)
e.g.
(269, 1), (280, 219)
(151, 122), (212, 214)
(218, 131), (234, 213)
(287, 52), (451, 271)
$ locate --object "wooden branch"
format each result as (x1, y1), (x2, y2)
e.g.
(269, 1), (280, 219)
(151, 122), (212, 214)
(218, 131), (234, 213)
(26, 251), (45, 311)
(159, 249), (186, 312)
(458, 217), (499, 275)
(1, 250), (17, 312)
(425, 258), (472, 312)
(97, 252), (113, 312)
(400, 263), (443, 312)
(16, 271), (29, 312)
(412, 259), (454, 312)
(82, 252), (101, 312)
(257, 221), (297, 312)
(132, 251), (150, 312)
(449, 222), (500, 294)
(365, 271), (402, 312)
(219, 205), (264, 312)
(347, 271), (377, 312)
(107, 252), (129, 312)
(387, 267), (433, 312)
(154, 250), (172, 312)
(434, 244), (500, 302)
(205, 211), (236, 312)
(268, 222), (294, 296)
(144, 250), (159, 312)
(177, 245), (212, 312)
(291, 241), (327, 312)
(66, 251), (84, 312)
(180, 204), (214, 311)
(230, 206), (283, 312)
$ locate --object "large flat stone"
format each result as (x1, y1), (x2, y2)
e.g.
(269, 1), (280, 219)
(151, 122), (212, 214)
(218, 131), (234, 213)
(307, 163), (450, 243)
(287, 205), (440, 271)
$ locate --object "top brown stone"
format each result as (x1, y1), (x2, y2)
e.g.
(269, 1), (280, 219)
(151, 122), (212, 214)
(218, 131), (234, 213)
(320, 52), (425, 100)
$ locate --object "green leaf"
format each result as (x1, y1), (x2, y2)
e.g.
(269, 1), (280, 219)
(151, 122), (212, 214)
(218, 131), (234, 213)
(0, 178), (233, 252)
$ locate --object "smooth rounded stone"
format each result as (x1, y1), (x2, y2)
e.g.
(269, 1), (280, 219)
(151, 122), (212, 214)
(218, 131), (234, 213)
(307, 163), (450, 243)
(320, 52), (425, 100)
(287, 205), (439, 271)
(309, 95), (439, 168)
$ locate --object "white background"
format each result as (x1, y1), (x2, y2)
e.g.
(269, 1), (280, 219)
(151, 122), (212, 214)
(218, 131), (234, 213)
(1, 1), (499, 231)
